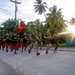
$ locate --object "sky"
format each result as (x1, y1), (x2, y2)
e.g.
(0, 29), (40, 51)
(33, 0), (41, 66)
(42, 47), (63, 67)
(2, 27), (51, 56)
(0, 0), (75, 24)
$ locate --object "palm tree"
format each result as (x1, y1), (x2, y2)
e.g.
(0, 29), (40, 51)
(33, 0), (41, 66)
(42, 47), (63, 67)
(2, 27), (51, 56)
(69, 18), (75, 25)
(34, 0), (48, 18)
(46, 5), (65, 34)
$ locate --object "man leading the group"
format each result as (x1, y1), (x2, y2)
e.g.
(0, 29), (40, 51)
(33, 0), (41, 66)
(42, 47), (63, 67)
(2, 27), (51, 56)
(28, 27), (40, 56)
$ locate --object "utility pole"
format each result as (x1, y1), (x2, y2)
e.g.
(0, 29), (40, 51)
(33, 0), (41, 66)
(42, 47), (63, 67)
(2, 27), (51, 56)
(10, 0), (21, 26)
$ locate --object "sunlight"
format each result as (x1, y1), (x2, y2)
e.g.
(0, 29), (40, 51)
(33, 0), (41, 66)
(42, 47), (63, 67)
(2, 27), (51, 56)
(67, 25), (75, 35)
(67, 25), (75, 42)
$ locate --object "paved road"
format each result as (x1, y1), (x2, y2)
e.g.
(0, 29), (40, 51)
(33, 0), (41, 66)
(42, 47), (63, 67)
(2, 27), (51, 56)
(0, 59), (23, 75)
(0, 47), (75, 75)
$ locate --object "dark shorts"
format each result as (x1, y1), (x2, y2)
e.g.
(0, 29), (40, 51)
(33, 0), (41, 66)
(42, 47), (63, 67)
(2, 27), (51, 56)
(28, 40), (31, 44)
(31, 39), (37, 43)
(45, 39), (51, 44)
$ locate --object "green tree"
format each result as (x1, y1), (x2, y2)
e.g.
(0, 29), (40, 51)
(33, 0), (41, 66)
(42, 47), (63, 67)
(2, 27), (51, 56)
(46, 5), (65, 34)
(1, 19), (19, 33)
(69, 18), (75, 25)
(27, 19), (46, 35)
(34, 0), (48, 18)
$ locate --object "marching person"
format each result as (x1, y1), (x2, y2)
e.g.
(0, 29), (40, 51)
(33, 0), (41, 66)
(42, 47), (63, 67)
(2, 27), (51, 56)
(28, 27), (40, 55)
(12, 33), (17, 54)
(53, 31), (59, 52)
(17, 34), (21, 51)
(39, 32), (43, 50)
(44, 29), (52, 54)
(5, 33), (10, 52)
(22, 32), (28, 52)
(9, 35), (13, 52)
(27, 33), (32, 47)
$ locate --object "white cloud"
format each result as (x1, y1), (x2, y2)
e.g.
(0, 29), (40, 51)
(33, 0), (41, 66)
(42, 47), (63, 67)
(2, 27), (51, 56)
(0, 0), (75, 24)
(0, 12), (14, 24)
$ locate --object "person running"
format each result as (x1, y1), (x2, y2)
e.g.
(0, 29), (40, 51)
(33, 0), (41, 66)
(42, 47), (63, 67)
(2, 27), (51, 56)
(39, 32), (43, 50)
(12, 33), (17, 54)
(5, 33), (10, 52)
(44, 29), (52, 54)
(27, 33), (32, 48)
(28, 27), (40, 55)
(52, 31), (59, 52)
(16, 34), (21, 51)
(9, 35), (13, 52)
(22, 32), (28, 52)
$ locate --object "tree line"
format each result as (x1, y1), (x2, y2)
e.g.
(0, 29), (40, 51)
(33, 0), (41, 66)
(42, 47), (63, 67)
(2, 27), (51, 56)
(0, 0), (75, 44)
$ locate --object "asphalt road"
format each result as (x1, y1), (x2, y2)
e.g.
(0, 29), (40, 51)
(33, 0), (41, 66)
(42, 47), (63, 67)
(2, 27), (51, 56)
(0, 47), (75, 75)
(0, 59), (23, 75)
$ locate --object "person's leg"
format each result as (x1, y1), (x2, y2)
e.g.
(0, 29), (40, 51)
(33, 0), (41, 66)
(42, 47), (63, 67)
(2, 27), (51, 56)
(24, 46), (27, 51)
(11, 44), (13, 52)
(14, 44), (17, 54)
(6, 47), (8, 52)
(22, 46), (24, 52)
(40, 45), (42, 51)
(2, 44), (5, 51)
(24, 43), (28, 51)
(22, 43), (24, 52)
(28, 43), (34, 54)
(35, 42), (40, 55)
(54, 40), (58, 52)
(46, 44), (49, 54)
(14, 49), (17, 54)
(16, 42), (19, 51)
(6, 43), (9, 52)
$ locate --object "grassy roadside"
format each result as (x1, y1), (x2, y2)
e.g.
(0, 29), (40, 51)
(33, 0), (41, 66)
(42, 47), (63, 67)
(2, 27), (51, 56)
(42, 43), (75, 47)
(42, 43), (66, 47)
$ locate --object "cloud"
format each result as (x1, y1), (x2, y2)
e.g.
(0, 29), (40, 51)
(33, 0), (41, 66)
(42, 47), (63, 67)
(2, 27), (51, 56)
(0, 12), (14, 24)
(0, 0), (75, 24)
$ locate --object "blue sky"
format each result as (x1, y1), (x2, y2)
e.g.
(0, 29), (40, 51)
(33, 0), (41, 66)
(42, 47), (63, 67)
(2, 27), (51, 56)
(0, 0), (75, 24)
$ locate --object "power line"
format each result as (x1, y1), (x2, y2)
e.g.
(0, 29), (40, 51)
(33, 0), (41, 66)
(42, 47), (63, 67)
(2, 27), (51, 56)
(18, 11), (35, 20)
(0, 7), (14, 16)
(10, 0), (21, 21)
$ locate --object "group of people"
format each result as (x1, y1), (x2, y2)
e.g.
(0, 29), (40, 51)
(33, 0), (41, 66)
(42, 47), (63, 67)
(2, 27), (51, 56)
(0, 28), (59, 56)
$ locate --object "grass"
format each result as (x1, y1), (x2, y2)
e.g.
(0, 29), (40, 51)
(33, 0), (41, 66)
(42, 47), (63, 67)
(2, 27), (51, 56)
(42, 43), (66, 47)
(52, 43), (66, 47)
(59, 43), (66, 47)
(42, 43), (75, 47)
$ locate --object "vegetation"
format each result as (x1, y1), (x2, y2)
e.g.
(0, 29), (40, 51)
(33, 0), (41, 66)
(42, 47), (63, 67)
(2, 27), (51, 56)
(45, 5), (66, 35)
(69, 18), (75, 25)
(0, 0), (74, 46)
(0, 19), (19, 35)
(34, 0), (48, 18)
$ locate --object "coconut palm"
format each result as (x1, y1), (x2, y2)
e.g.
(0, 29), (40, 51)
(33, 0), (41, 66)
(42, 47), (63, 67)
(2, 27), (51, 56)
(46, 5), (65, 34)
(34, 0), (48, 18)
(69, 18), (75, 25)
